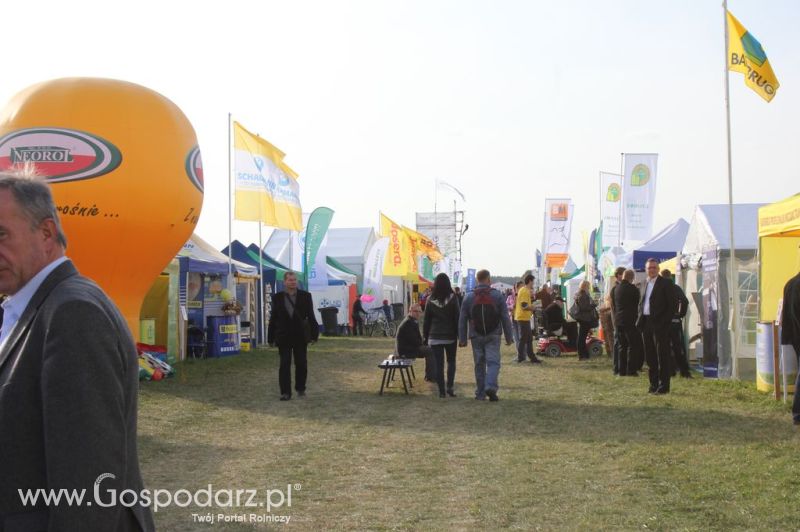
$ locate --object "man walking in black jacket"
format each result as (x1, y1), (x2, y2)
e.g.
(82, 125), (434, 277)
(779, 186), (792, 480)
(268, 271), (320, 400)
(637, 259), (677, 394)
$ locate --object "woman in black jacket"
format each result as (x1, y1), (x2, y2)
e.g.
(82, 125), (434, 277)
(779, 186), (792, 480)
(422, 273), (461, 398)
(573, 280), (598, 360)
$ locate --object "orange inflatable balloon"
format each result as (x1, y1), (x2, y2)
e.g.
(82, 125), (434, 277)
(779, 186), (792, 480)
(0, 78), (203, 339)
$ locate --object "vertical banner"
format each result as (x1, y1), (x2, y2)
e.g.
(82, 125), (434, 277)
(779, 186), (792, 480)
(622, 153), (658, 242)
(451, 259), (462, 286)
(304, 206), (335, 287)
(308, 234), (329, 291)
(543, 198), (574, 268)
(466, 268), (477, 292)
(363, 237), (390, 309)
(599, 172), (622, 247)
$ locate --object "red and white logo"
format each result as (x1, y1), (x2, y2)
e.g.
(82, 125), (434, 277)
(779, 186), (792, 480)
(0, 127), (122, 182)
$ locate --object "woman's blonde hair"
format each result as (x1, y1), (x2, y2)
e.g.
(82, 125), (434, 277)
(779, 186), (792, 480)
(579, 280), (591, 293)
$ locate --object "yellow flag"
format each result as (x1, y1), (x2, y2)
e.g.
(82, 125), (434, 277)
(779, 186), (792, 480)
(380, 213), (410, 275)
(402, 226), (443, 262)
(727, 10), (779, 102)
(232, 121), (302, 230)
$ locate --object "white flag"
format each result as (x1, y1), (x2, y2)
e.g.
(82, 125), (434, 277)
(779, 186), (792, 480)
(543, 198), (574, 268)
(599, 172), (622, 247)
(363, 238), (390, 309)
(622, 154), (658, 242)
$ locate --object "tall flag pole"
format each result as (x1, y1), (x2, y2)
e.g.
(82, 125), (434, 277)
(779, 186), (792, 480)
(227, 113), (233, 276)
(723, 0), (739, 377)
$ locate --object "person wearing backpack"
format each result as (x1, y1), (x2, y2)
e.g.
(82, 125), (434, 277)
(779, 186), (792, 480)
(422, 273), (461, 398)
(458, 269), (514, 401)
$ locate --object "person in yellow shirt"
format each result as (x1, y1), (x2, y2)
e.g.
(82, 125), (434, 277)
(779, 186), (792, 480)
(514, 274), (542, 364)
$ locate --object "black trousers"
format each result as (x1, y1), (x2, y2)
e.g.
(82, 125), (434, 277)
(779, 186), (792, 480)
(279, 343), (308, 396)
(669, 320), (691, 376)
(577, 322), (590, 358)
(516, 320), (533, 361)
(641, 316), (672, 392)
(431, 342), (457, 393)
(352, 315), (364, 336)
(612, 328), (621, 373)
(617, 324), (643, 375)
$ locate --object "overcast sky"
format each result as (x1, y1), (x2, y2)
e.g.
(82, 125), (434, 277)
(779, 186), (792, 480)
(2, 0), (797, 275)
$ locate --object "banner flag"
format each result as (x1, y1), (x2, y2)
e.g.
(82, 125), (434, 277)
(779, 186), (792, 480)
(543, 198), (574, 268)
(380, 213), (411, 276)
(436, 179), (466, 202)
(307, 234), (329, 291)
(451, 259), (462, 286)
(290, 213), (306, 272)
(304, 207), (335, 286)
(363, 237), (390, 309)
(232, 121), (302, 230)
(465, 269), (477, 292)
(621, 153), (658, 242)
(727, 10), (779, 102)
(403, 226), (444, 262)
(599, 172), (622, 247)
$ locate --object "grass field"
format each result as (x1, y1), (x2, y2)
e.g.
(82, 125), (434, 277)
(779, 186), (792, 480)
(138, 337), (800, 530)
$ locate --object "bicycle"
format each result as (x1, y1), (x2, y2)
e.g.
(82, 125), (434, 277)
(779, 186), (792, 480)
(365, 309), (398, 338)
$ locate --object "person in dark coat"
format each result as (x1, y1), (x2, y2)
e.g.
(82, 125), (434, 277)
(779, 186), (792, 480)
(351, 294), (366, 336)
(395, 304), (434, 379)
(614, 269), (644, 376)
(661, 269), (692, 378)
(782, 270), (800, 425)
(608, 266), (627, 375)
(0, 173), (154, 531)
(637, 258), (677, 394)
(573, 280), (597, 360)
(422, 273), (461, 397)
(268, 271), (320, 400)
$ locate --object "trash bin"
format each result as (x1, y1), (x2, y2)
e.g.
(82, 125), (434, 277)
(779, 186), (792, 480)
(391, 303), (405, 321)
(319, 307), (339, 336)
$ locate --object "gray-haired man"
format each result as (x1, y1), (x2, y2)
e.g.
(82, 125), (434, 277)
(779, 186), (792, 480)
(0, 171), (154, 530)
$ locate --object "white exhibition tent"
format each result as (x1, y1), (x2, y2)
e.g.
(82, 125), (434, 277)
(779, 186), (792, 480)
(679, 203), (765, 380)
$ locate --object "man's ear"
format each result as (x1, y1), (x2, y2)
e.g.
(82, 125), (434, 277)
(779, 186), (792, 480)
(39, 218), (60, 247)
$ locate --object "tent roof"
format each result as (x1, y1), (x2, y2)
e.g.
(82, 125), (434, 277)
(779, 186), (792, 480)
(179, 235), (258, 276)
(632, 218), (689, 269)
(683, 204), (765, 253)
(264, 227), (376, 264)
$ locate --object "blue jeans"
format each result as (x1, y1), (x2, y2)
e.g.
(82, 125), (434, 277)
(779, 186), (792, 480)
(471, 334), (501, 398)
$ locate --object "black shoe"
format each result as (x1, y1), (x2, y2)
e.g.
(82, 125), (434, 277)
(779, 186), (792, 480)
(280, 394), (291, 401)
(516, 359), (526, 363)
(475, 395), (486, 401)
(447, 389), (456, 397)
(486, 389), (499, 402)
(297, 390), (306, 397)
(655, 389), (670, 395)
(439, 392), (446, 398)
(628, 372), (639, 377)
(680, 372), (693, 379)
(648, 387), (657, 394)
(793, 418), (800, 426)
(530, 356), (542, 364)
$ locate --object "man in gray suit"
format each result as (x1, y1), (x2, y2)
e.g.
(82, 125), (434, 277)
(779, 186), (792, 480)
(0, 172), (154, 530)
